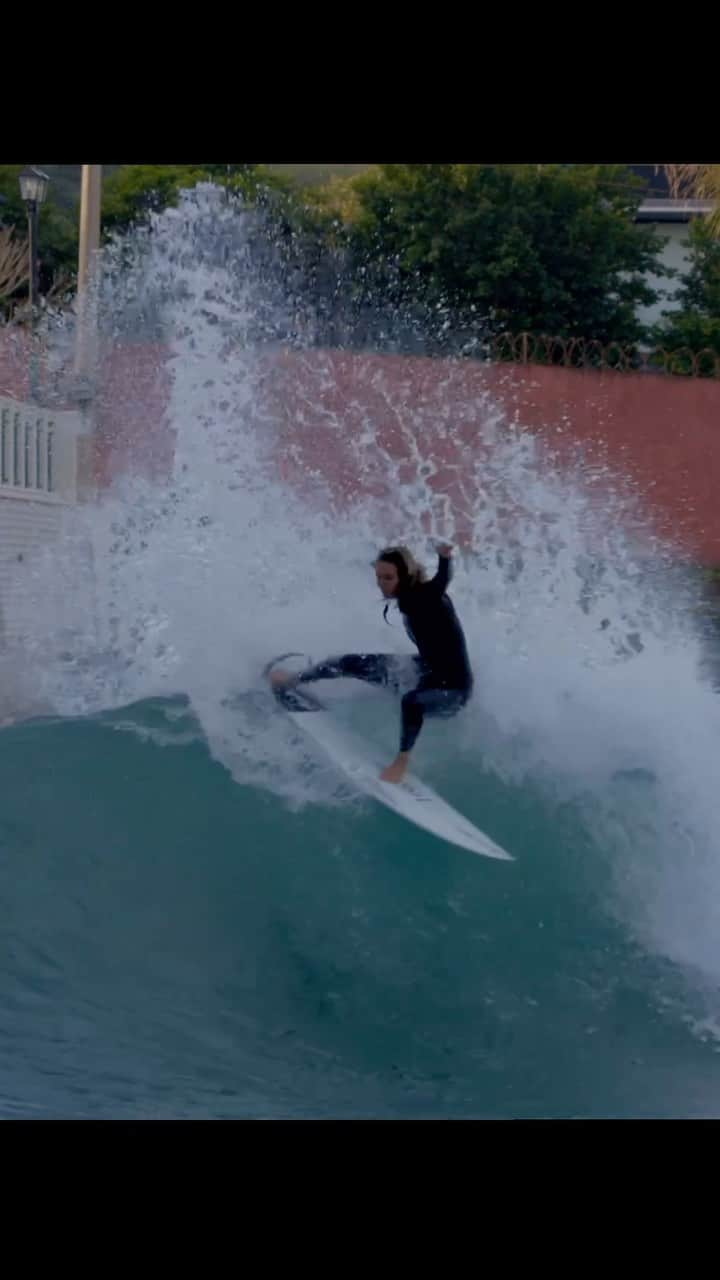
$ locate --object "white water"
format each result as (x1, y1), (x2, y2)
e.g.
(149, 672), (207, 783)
(6, 186), (720, 1003)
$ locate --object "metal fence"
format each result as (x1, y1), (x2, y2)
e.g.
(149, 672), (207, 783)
(490, 332), (720, 378)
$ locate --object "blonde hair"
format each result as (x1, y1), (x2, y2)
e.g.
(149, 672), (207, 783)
(376, 545), (427, 589)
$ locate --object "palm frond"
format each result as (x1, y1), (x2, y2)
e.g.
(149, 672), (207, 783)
(658, 164), (720, 235)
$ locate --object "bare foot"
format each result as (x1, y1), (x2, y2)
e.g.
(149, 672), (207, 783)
(270, 669), (298, 688)
(380, 756), (409, 785)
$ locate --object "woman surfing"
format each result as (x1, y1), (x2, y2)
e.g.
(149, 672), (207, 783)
(269, 543), (473, 784)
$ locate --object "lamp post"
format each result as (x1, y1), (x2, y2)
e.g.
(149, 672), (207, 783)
(18, 167), (49, 401)
(18, 166), (50, 315)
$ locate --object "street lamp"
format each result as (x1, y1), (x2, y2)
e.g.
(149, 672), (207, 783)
(18, 166), (49, 313)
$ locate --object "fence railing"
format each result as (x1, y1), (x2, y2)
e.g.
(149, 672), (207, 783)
(490, 332), (720, 378)
(0, 396), (81, 501)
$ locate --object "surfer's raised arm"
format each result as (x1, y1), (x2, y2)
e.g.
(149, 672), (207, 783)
(426, 543), (454, 594)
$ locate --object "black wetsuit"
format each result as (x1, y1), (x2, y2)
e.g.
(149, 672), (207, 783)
(298, 555), (473, 753)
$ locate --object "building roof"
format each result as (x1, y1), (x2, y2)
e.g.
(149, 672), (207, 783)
(629, 164), (714, 222)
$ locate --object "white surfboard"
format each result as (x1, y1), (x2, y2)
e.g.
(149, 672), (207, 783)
(269, 663), (512, 862)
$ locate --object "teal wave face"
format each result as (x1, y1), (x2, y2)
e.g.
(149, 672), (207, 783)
(1, 698), (718, 1119)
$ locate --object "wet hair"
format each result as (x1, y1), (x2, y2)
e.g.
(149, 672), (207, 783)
(376, 546), (427, 629)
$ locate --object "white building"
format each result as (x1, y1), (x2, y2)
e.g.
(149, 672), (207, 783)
(630, 164), (714, 329)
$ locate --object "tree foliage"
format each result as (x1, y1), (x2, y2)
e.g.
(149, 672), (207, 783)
(335, 164), (665, 344)
(101, 164), (291, 234)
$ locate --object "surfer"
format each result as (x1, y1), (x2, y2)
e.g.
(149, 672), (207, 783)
(270, 543), (473, 784)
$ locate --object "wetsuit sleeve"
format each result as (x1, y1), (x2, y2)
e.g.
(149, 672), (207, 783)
(297, 659), (345, 683)
(426, 553), (453, 595)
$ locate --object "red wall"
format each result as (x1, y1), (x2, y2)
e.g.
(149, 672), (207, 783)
(0, 330), (174, 490)
(484, 361), (720, 563)
(2, 329), (719, 563)
(91, 341), (174, 489)
(263, 350), (720, 564)
(0, 328), (32, 402)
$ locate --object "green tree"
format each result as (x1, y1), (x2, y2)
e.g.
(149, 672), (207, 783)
(101, 164), (290, 234)
(102, 165), (208, 232)
(339, 163), (664, 344)
(191, 164), (259, 179)
(653, 219), (720, 363)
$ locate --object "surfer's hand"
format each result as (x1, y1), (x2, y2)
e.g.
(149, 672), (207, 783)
(270, 669), (298, 688)
(436, 542), (454, 559)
